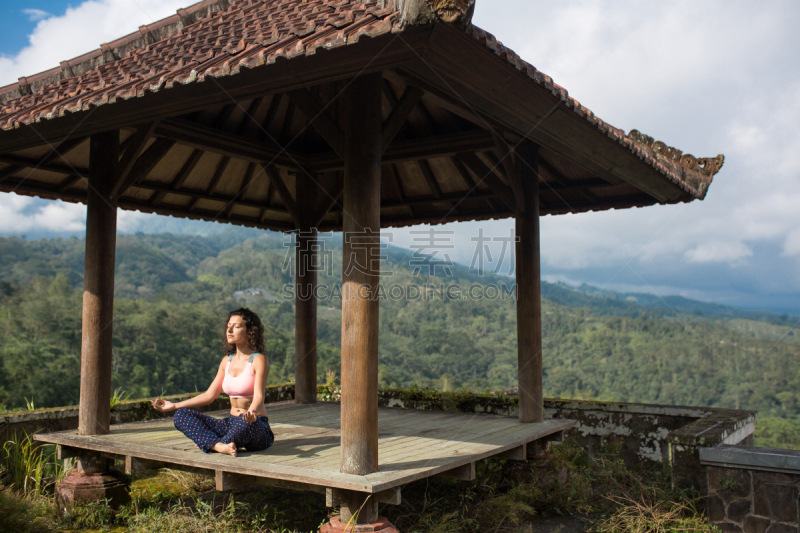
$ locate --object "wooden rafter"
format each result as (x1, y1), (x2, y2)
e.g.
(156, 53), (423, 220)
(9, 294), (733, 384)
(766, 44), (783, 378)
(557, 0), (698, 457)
(263, 164), (301, 226)
(287, 89), (345, 160)
(155, 118), (300, 168)
(110, 135), (173, 202)
(235, 97), (263, 135)
(260, 94), (283, 143)
(280, 100), (296, 145)
(313, 177), (344, 228)
(538, 157), (600, 206)
(310, 129), (495, 172)
(382, 86), (424, 153)
(189, 155), (230, 211)
(110, 122), (157, 200)
(450, 155), (495, 211)
(457, 152), (516, 213)
(137, 179), (289, 216)
(492, 134), (525, 213)
(0, 165), (22, 183)
(151, 149), (203, 206)
(212, 103), (237, 129)
(225, 162), (256, 218)
(0, 154), (88, 177)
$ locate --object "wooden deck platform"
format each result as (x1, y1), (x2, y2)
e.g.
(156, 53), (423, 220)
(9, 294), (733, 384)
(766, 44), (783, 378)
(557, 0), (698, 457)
(36, 402), (574, 497)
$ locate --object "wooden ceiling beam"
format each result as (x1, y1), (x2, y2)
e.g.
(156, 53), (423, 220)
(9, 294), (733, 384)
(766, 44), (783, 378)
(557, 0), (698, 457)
(57, 174), (83, 192)
(309, 129), (495, 172)
(135, 179), (290, 217)
(0, 165), (23, 183)
(544, 178), (614, 191)
(155, 118), (304, 168)
(287, 89), (345, 160)
(110, 136), (174, 202)
(189, 155), (229, 211)
(110, 122), (157, 200)
(457, 152), (517, 213)
(151, 148), (203, 206)
(263, 164), (301, 226)
(235, 97), (263, 136)
(381, 86), (424, 153)
(0, 153), (88, 177)
(40, 136), (88, 166)
(313, 178), (344, 228)
(538, 157), (599, 206)
(492, 134), (525, 213)
(224, 162), (256, 218)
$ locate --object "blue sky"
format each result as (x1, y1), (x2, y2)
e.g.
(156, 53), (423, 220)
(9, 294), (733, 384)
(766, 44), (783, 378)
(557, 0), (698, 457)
(1, 1), (800, 314)
(0, 2), (73, 58)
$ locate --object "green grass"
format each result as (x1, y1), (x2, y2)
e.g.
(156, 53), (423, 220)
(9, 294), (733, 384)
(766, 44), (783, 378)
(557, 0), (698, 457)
(382, 440), (719, 533)
(110, 388), (132, 410)
(0, 442), (720, 533)
(2, 430), (69, 496)
(0, 485), (60, 533)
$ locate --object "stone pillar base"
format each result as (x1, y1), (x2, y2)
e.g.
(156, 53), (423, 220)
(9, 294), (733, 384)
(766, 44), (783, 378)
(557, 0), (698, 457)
(319, 515), (399, 533)
(55, 471), (131, 514)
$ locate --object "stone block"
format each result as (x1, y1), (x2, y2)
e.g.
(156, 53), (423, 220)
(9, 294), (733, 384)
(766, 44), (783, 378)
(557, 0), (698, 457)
(743, 515), (771, 533)
(717, 522), (744, 532)
(707, 494), (726, 523)
(752, 471), (794, 492)
(727, 498), (751, 523)
(708, 467), (751, 502)
(55, 471), (131, 514)
(754, 483), (798, 523)
(765, 524), (798, 533)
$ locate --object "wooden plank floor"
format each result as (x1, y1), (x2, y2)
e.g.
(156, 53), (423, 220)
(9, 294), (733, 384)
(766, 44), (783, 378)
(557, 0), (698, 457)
(36, 402), (574, 493)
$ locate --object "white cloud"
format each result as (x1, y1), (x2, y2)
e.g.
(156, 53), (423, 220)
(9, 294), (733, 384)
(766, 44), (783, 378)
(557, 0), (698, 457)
(22, 9), (52, 22)
(0, 0), (190, 86)
(0, 193), (85, 233)
(1, 1), (800, 308)
(783, 229), (800, 257)
(684, 241), (753, 265)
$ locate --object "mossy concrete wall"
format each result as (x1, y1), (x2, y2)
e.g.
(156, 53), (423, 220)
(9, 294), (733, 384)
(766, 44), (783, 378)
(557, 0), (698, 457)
(0, 383), (295, 443)
(1, 383), (754, 493)
(365, 387), (756, 492)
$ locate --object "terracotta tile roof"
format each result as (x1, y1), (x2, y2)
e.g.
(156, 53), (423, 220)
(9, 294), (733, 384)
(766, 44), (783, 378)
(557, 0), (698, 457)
(0, 0), (719, 200)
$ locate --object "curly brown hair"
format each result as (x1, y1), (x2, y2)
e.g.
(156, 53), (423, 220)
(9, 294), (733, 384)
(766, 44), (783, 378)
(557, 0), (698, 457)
(222, 308), (265, 355)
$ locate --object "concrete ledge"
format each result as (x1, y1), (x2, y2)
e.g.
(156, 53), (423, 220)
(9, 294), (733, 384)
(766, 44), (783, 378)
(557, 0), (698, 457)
(0, 383), (295, 442)
(667, 409), (757, 447)
(700, 444), (800, 475)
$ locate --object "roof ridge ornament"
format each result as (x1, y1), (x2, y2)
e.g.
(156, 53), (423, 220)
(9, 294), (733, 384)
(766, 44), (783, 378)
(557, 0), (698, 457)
(380, 0), (475, 27)
(628, 129), (724, 178)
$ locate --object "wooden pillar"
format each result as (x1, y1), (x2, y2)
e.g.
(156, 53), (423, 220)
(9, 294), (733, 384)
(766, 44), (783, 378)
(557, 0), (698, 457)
(515, 142), (543, 423)
(78, 131), (119, 435)
(340, 72), (382, 488)
(295, 172), (318, 404)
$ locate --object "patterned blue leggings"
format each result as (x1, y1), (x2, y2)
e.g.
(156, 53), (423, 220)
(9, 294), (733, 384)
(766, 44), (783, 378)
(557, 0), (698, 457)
(173, 408), (275, 453)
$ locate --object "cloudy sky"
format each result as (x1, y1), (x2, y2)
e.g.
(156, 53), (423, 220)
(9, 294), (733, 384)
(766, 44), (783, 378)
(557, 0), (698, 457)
(1, 1), (799, 312)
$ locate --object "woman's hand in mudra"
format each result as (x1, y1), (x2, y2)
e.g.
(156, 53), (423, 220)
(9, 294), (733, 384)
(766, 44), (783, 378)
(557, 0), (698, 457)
(243, 410), (257, 423)
(150, 398), (176, 412)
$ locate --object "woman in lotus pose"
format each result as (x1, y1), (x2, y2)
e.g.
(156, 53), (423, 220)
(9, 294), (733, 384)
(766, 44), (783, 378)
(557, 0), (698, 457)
(151, 308), (274, 457)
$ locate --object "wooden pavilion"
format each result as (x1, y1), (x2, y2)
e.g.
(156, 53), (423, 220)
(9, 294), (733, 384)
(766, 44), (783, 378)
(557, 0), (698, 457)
(0, 0), (723, 530)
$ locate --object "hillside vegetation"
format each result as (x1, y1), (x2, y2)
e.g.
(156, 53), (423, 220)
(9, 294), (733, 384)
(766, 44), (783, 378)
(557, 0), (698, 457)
(0, 232), (798, 448)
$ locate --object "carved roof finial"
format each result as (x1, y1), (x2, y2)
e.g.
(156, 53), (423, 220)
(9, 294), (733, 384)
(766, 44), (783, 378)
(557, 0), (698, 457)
(392, 0), (475, 28)
(628, 129), (724, 198)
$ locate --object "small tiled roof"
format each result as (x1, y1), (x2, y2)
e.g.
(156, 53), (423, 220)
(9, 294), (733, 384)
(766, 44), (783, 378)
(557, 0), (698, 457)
(0, 0), (720, 201)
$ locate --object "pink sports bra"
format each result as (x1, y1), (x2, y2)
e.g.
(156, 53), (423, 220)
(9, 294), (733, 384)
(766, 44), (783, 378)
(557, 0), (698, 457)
(222, 353), (260, 399)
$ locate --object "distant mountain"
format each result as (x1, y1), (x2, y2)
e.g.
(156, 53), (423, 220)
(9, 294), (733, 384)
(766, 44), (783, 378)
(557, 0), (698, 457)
(2, 228), (796, 326)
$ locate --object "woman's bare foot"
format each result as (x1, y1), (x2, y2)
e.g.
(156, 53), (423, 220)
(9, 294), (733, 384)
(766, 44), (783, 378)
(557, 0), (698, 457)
(212, 442), (237, 457)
